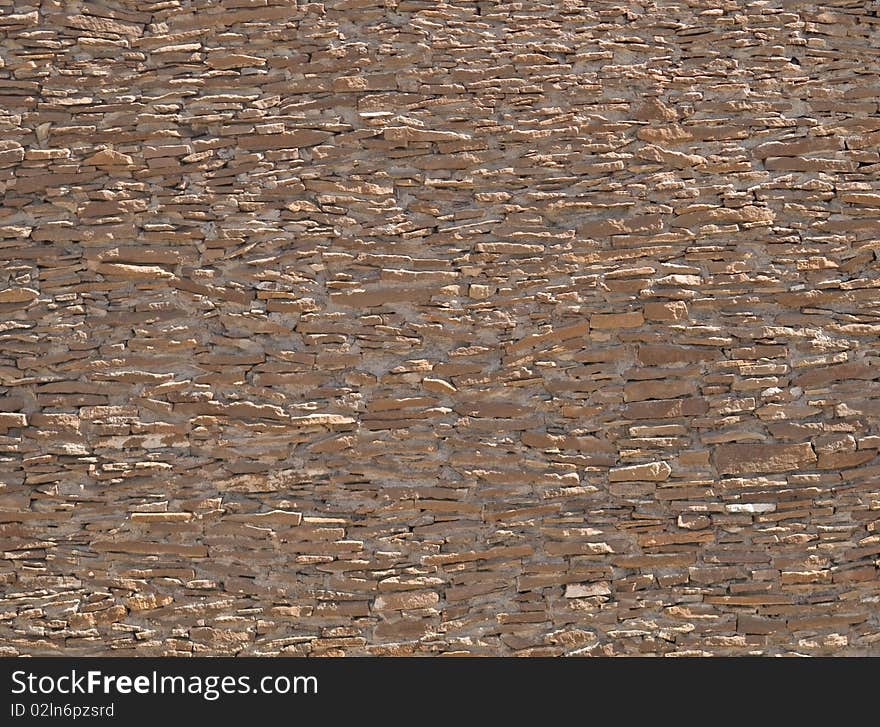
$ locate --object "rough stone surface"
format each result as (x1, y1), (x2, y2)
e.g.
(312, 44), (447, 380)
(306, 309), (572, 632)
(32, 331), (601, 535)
(1, 1), (879, 657)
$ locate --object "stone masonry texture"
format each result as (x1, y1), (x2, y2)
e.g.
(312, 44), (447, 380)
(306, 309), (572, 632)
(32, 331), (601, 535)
(1, 0), (879, 657)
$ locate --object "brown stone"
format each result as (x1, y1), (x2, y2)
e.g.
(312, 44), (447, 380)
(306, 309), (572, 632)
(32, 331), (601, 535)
(644, 301), (688, 321)
(623, 398), (709, 420)
(590, 311), (644, 329)
(714, 443), (816, 475)
(0, 287), (37, 304)
(1, 0), (878, 660)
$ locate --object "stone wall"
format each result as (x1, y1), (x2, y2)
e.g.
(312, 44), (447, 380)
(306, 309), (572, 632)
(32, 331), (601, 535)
(1, 0), (879, 656)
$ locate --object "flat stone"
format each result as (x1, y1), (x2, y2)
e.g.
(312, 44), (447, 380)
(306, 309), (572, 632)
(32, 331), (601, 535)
(609, 461), (672, 482)
(714, 442), (817, 475)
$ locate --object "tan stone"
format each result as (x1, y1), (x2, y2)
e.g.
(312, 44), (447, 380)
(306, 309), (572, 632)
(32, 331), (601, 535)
(564, 582), (611, 598)
(83, 149), (134, 167)
(95, 263), (175, 280)
(609, 461), (672, 482)
(469, 284), (492, 299)
(126, 594), (174, 611)
(422, 377), (456, 394)
(206, 53), (267, 69)
(373, 591), (439, 611)
(289, 414), (356, 427)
